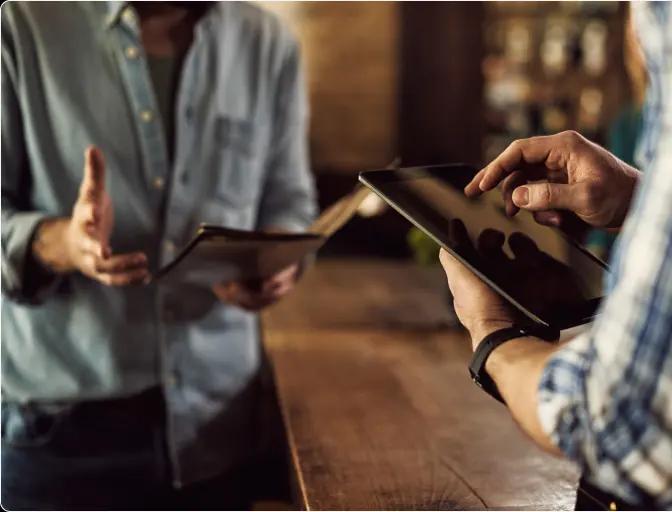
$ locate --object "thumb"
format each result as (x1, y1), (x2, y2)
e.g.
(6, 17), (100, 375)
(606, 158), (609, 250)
(512, 182), (581, 213)
(80, 145), (106, 201)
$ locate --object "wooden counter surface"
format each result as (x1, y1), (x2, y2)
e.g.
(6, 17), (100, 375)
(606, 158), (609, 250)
(262, 259), (579, 510)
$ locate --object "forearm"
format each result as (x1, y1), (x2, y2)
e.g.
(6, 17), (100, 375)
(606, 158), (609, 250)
(484, 336), (563, 455)
(31, 217), (75, 274)
(1, 210), (67, 302)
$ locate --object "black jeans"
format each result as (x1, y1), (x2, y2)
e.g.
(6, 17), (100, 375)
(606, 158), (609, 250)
(1, 388), (258, 511)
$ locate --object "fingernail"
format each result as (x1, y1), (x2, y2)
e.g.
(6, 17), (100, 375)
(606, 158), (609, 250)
(513, 187), (529, 206)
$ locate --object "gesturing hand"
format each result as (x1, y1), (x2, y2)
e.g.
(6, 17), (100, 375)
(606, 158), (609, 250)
(32, 146), (150, 286)
(212, 263), (299, 312)
(465, 131), (642, 229)
(63, 146), (149, 285)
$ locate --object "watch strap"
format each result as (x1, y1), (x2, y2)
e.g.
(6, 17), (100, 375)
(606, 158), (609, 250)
(469, 324), (558, 403)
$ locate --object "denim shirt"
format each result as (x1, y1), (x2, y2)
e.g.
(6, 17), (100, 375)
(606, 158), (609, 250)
(1, 1), (316, 485)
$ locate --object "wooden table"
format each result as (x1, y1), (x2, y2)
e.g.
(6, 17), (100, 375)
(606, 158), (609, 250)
(262, 259), (579, 510)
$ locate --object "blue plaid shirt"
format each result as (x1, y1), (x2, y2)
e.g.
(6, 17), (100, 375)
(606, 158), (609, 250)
(538, 2), (672, 507)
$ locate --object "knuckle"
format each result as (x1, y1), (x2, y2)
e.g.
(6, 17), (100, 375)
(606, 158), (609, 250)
(561, 130), (582, 148)
(534, 183), (553, 206)
(507, 139), (523, 153)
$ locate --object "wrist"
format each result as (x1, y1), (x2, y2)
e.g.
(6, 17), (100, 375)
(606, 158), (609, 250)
(32, 217), (77, 273)
(469, 320), (514, 349)
(484, 336), (556, 380)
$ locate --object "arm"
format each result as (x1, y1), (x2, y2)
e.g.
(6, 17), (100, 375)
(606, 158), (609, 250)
(1, 17), (58, 303)
(1, 14), (147, 299)
(255, 39), (317, 232)
(440, 139), (672, 504)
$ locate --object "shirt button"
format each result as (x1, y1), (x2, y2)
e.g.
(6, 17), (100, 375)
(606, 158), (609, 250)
(153, 176), (165, 190)
(125, 46), (139, 59)
(122, 8), (135, 23)
(140, 109), (154, 123)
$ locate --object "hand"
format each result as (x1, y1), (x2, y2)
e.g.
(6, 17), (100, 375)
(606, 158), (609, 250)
(212, 263), (299, 312)
(439, 222), (517, 348)
(33, 146), (148, 285)
(465, 131), (642, 229)
(439, 221), (584, 349)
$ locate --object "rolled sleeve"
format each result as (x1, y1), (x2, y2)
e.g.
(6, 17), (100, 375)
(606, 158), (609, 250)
(1, 211), (62, 303)
(536, 140), (672, 506)
(538, 332), (594, 459)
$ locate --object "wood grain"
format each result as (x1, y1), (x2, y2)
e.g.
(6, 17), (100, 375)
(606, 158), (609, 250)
(262, 259), (579, 510)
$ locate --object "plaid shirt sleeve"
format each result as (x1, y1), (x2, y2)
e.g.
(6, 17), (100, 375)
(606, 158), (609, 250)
(537, 3), (672, 507)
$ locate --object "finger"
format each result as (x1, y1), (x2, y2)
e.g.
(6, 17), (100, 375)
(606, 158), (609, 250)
(212, 282), (239, 303)
(464, 168), (488, 197)
(500, 170), (527, 217)
(512, 182), (583, 213)
(479, 136), (556, 192)
(96, 267), (149, 287)
(213, 282), (265, 309)
(263, 280), (294, 299)
(80, 234), (106, 259)
(439, 247), (484, 293)
(223, 287), (277, 311)
(93, 252), (147, 274)
(80, 145), (106, 202)
(533, 210), (563, 227)
(262, 265), (299, 294)
(237, 297), (277, 312)
(74, 201), (100, 227)
(535, 210), (591, 240)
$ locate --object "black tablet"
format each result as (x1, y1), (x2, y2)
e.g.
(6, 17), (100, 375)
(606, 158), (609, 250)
(359, 164), (608, 331)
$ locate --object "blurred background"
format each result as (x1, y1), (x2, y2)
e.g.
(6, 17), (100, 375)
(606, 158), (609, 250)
(261, 1), (643, 263)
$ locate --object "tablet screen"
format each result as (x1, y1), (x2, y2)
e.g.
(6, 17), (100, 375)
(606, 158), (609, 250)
(361, 165), (606, 328)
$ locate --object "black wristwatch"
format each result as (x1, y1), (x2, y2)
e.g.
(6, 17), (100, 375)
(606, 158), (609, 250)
(469, 324), (559, 403)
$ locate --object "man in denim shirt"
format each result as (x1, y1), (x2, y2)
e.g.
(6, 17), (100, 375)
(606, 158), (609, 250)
(1, 1), (317, 509)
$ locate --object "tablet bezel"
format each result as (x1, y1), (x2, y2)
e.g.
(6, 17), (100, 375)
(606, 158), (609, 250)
(359, 164), (606, 331)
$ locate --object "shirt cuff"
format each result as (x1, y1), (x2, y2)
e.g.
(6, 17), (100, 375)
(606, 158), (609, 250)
(1, 212), (62, 304)
(537, 332), (594, 460)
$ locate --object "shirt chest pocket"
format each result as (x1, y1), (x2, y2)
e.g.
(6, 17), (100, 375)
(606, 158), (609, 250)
(210, 116), (262, 208)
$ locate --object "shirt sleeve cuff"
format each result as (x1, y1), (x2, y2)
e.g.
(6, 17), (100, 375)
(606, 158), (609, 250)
(537, 332), (594, 459)
(1, 211), (63, 303)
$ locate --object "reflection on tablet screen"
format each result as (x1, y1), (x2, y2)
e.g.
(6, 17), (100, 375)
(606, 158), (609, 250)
(373, 166), (605, 327)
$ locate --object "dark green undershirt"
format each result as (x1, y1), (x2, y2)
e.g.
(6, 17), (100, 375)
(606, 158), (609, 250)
(146, 54), (182, 163)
